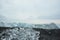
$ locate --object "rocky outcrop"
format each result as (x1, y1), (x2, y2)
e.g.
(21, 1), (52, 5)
(33, 28), (60, 40)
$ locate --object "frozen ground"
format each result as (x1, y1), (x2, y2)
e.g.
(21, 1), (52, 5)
(0, 28), (40, 40)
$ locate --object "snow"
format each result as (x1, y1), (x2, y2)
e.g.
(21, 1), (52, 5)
(0, 28), (40, 40)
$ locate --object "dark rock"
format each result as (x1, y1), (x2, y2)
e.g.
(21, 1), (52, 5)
(33, 28), (60, 40)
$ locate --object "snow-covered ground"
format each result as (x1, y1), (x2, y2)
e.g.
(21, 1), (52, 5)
(0, 28), (40, 40)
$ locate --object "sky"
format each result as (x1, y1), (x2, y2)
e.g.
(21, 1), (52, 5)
(0, 0), (60, 24)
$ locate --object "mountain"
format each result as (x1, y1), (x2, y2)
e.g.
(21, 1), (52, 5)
(34, 23), (59, 29)
(56, 24), (60, 28)
(0, 15), (59, 29)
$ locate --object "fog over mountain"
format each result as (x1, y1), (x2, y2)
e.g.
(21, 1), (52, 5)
(0, 15), (60, 29)
(0, 0), (60, 24)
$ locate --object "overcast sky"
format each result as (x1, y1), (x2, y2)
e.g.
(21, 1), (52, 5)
(0, 0), (60, 24)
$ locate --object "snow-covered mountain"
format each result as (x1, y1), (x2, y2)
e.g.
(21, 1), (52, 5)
(0, 21), (59, 29)
(0, 15), (59, 29)
(34, 23), (59, 29)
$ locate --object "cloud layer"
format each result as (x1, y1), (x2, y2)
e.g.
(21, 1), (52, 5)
(0, 0), (60, 23)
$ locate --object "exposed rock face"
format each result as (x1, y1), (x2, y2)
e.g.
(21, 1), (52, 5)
(40, 29), (60, 40)
(0, 27), (40, 40)
(33, 28), (60, 40)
